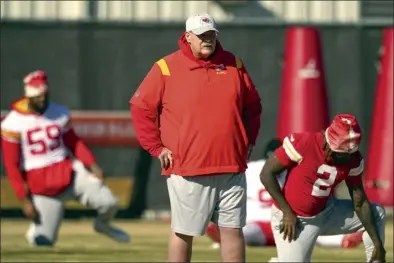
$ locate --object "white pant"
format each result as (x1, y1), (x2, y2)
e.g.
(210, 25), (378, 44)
(271, 197), (386, 262)
(242, 221), (348, 247)
(26, 160), (118, 245)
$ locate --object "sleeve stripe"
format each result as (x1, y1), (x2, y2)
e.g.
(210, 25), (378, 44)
(1, 130), (21, 139)
(349, 159), (364, 176)
(236, 58), (243, 69)
(2, 136), (20, 143)
(283, 137), (303, 163)
(156, 59), (171, 76)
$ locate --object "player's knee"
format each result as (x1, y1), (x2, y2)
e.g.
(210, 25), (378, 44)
(373, 203), (386, 223)
(243, 224), (256, 245)
(27, 234), (56, 247)
(243, 223), (265, 246)
(26, 227), (57, 246)
(98, 188), (118, 211)
(34, 235), (56, 246)
(102, 195), (118, 212)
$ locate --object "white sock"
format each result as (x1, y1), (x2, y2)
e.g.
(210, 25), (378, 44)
(316, 235), (344, 247)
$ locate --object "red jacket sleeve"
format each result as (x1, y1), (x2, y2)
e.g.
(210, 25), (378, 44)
(1, 139), (28, 199)
(239, 61), (262, 145)
(63, 127), (96, 167)
(130, 106), (163, 157)
(129, 62), (165, 158)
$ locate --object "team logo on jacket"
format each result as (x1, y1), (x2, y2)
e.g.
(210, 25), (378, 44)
(215, 65), (227, 74)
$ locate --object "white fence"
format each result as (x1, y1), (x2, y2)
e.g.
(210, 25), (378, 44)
(1, 0), (362, 23)
(0, 1), (88, 20)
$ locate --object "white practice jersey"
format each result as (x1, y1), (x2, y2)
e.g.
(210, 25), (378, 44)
(1, 99), (71, 171)
(246, 159), (287, 223)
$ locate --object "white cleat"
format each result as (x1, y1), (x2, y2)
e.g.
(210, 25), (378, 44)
(93, 219), (131, 243)
(268, 257), (279, 263)
(25, 223), (36, 245)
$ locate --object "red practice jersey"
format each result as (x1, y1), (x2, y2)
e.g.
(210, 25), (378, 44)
(274, 132), (363, 217)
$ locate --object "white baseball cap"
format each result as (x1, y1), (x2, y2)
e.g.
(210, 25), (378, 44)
(186, 14), (219, 35)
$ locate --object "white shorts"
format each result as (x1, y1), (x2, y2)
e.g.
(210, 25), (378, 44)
(167, 173), (247, 236)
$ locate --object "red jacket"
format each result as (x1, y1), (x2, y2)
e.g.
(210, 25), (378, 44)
(1, 98), (96, 199)
(130, 34), (262, 176)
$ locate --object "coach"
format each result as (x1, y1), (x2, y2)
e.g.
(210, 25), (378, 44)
(130, 13), (261, 262)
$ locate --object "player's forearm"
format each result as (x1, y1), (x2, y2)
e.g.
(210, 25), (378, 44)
(260, 172), (293, 214)
(73, 141), (96, 166)
(63, 129), (96, 167)
(6, 168), (28, 199)
(351, 184), (384, 248)
(355, 200), (384, 247)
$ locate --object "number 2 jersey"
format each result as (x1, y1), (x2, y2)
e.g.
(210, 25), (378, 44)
(274, 132), (364, 217)
(1, 98), (96, 199)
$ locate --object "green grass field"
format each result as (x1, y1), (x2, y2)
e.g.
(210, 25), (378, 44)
(1, 219), (393, 262)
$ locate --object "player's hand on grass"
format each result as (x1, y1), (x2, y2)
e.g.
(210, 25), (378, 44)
(280, 211), (298, 242)
(23, 198), (38, 220)
(158, 148), (173, 169)
(370, 245), (386, 263)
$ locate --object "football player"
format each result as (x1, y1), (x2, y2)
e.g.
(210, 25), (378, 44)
(1, 70), (130, 246)
(206, 139), (364, 253)
(261, 114), (386, 262)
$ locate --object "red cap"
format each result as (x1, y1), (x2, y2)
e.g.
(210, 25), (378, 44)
(325, 114), (362, 153)
(23, 70), (48, 97)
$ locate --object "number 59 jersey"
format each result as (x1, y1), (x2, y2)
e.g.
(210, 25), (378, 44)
(274, 132), (364, 217)
(1, 98), (71, 172)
